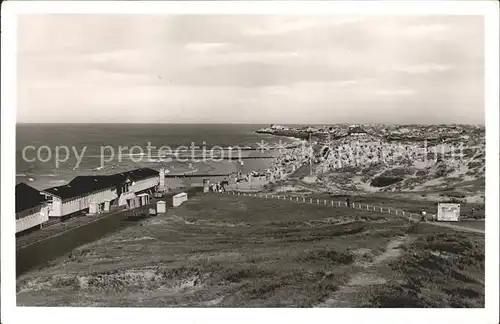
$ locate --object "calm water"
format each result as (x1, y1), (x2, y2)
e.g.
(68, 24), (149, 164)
(16, 124), (295, 190)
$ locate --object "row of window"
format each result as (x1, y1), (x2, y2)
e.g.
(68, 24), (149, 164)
(16, 210), (44, 221)
(62, 189), (116, 205)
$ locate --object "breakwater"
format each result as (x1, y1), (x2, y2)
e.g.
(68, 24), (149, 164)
(165, 173), (231, 178)
(177, 156), (277, 160)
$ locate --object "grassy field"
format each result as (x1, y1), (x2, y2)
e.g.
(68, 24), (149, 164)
(359, 224), (485, 308)
(16, 194), (484, 307)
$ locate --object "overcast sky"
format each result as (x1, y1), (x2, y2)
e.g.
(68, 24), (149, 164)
(18, 15), (484, 124)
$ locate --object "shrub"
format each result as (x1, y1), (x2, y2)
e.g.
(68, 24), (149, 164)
(297, 249), (354, 265)
(381, 168), (410, 177)
(370, 176), (403, 187)
(415, 170), (427, 177)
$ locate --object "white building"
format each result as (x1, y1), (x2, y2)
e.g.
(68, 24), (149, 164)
(16, 183), (49, 234)
(41, 168), (160, 219)
(173, 192), (188, 207)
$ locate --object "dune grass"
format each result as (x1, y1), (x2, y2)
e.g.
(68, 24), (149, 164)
(360, 223), (484, 308)
(16, 195), (484, 307)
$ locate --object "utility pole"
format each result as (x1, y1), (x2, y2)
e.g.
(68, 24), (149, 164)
(309, 132), (313, 176)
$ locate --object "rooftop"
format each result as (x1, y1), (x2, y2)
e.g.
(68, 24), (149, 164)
(42, 168), (159, 200)
(16, 182), (47, 213)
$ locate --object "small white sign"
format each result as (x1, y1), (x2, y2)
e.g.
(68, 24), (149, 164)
(437, 203), (460, 221)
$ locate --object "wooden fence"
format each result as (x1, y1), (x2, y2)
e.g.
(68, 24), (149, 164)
(222, 191), (424, 222)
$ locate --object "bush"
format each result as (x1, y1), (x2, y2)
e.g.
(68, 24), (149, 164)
(297, 249), (354, 265)
(381, 168), (410, 177)
(415, 170), (427, 177)
(467, 161), (482, 169)
(370, 176), (403, 187)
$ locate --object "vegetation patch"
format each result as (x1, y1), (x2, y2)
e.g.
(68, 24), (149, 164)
(371, 176), (404, 187)
(296, 249), (354, 265)
(362, 229), (484, 307)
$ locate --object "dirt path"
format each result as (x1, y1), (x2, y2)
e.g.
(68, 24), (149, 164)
(316, 235), (411, 308)
(425, 221), (484, 234)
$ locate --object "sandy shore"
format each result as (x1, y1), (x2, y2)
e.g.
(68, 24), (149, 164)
(20, 150), (278, 191)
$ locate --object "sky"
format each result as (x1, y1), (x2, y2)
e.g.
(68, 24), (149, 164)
(17, 15), (484, 124)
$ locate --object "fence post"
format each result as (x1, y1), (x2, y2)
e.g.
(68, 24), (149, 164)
(310, 198), (313, 203)
(303, 197), (305, 203)
(331, 201), (334, 206)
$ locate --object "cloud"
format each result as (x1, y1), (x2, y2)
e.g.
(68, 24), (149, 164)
(241, 19), (319, 36)
(241, 17), (364, 36)
(17, 15), (484, 124)
(184, 42), (227, 52)
(405, 23), (451, 36)
(374, 89), (417, 96)
(392, 64), (453, 74)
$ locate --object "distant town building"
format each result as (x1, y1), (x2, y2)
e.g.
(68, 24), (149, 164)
(270, 124), (288, 131)
(348, 125), (367, 136)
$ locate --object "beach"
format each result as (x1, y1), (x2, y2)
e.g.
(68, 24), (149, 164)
(16, 124), (293, 191)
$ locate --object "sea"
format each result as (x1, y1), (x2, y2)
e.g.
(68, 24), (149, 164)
(16, 124), (299, 190)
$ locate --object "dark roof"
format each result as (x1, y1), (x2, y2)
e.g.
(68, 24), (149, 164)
(113, 168), (159, 182)
(16, 183), (46, 213)
(42, 168), (159, 200)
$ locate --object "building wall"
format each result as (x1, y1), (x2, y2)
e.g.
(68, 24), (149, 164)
(118, 176), (159, 206)
(61, 188), (118, 216)
(16, 205), (49, 233)
(50, 198), (62, 217)
(46, 177), (158, 217)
